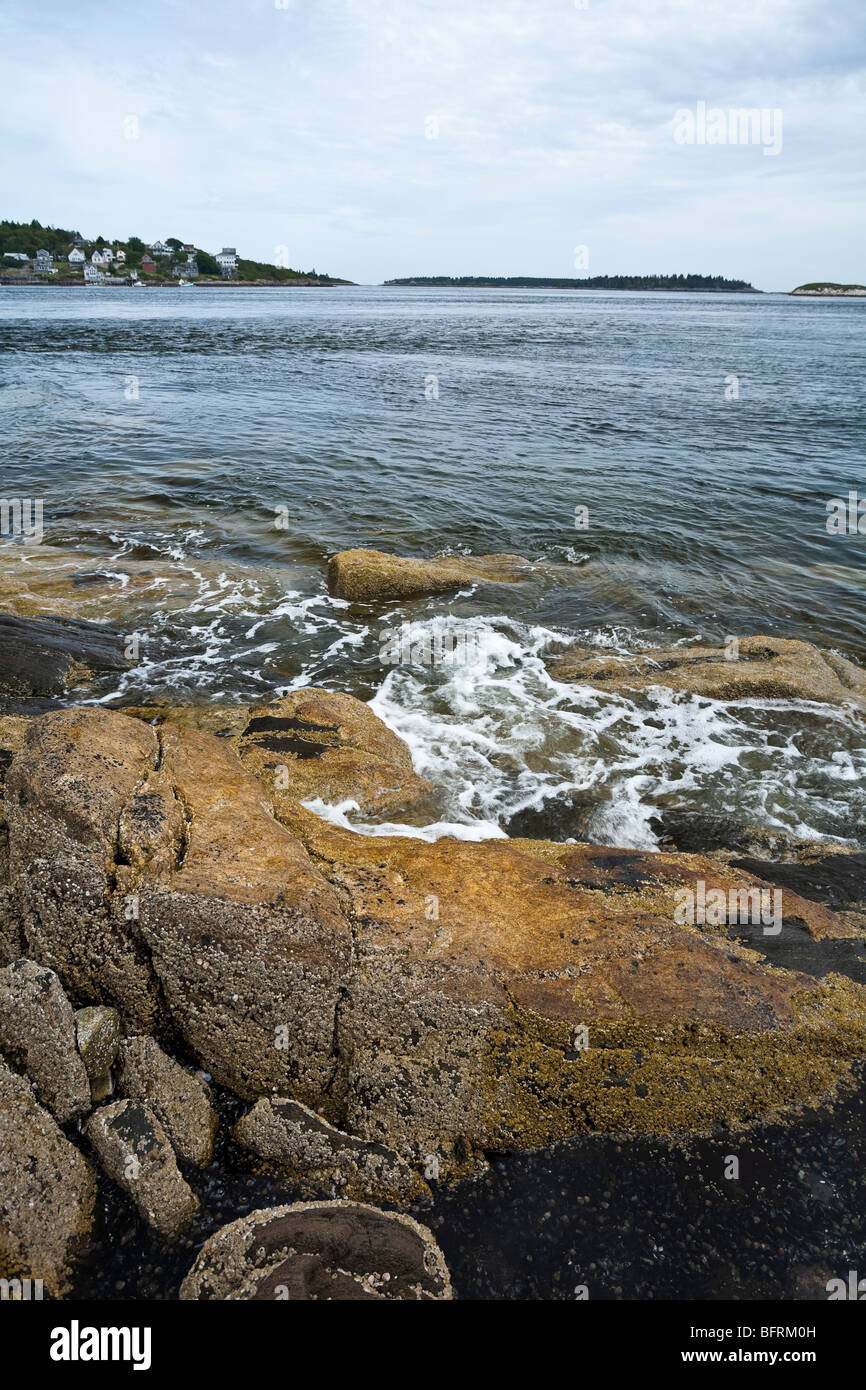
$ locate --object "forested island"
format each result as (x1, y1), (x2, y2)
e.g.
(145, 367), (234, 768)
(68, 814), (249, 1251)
(385, 274), (759, 291)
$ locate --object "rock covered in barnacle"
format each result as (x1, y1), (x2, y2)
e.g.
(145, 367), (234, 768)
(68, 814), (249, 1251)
(179, 1201), (452, 1300)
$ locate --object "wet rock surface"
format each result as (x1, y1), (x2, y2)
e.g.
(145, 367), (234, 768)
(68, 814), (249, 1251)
(0, 958), (91, 1122)
(179, 1200), (452, 1300)
(117, 1036), (217, 1167)
(547, 634), (866, 713)
(132, 687), (434, 818)
(84, 1099), (198, 1238)
(0, 610), (133, 709)
(233, 1097), (431, 1206)
(0, 1058), (96, 1296)
(327, 548), (530, 602)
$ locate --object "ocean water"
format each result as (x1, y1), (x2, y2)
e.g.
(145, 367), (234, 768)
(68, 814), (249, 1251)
(1, 284), (864, 848)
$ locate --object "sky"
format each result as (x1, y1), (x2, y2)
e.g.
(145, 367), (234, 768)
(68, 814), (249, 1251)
(1, 0), (864, 288)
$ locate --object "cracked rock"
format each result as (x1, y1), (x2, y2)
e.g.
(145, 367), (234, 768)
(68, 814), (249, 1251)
(117, 1035), (217, 1167)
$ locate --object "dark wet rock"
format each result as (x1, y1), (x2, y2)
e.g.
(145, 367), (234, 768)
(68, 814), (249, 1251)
(0, 958), (91, 1122)
(179, 1200), (452, 1300)
(327, 548), (530, 602)
(0, 1058), (96, 1295)
(117, 1036), (217, 1167)
(730, 851), (866, 916)
(0, 611), (132, 703)
(84, 1099), (198, 1237)
(233, 1097), (431, 1206)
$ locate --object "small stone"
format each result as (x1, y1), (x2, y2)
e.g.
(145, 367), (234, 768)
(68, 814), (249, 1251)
(84, 1099), (198, 1238)
(75, 1005), (121, 1084)
(116, 1036), (217, 1166)
(0, 959), (90, 1123)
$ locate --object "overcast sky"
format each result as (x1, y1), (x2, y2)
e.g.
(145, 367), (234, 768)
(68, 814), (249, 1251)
(1, 0), (863, 288)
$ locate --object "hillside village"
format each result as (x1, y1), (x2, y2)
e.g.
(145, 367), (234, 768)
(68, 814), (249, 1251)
(0, 220), (346, 285)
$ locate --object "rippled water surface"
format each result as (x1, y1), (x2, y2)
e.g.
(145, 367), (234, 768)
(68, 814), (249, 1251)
(1, 285), (864, 846)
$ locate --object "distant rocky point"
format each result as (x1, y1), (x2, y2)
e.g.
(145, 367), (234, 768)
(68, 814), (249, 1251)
(790, 282), (866, 296)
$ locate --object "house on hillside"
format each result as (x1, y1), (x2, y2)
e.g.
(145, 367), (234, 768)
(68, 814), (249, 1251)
(216, 247), (238, 278)
(3, 252), (29, 263)
(90, 248), (112, 266)
(140, 253), (157, 274)
(172, 258), (199, 278)
(83, 263), (105, 283)
(35, 249), (53, 274)
(149, 240), (171, 256)
(112, 248), (126, 264)
(68, 247), (86, 266)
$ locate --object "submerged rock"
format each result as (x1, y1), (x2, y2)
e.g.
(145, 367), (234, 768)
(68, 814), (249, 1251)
(327, 548), (530, 601)
(233, 1097), (431, 1206)
(117, 1036), (217, 1167)
(4, 705), (866, 1180)
(84, 1099), (198, 1237)
(0, 959), (91, 1122)
(0, 1059), (96, 1296)
(179, 1201), (452, 1300)
(547, 635), (866, 713)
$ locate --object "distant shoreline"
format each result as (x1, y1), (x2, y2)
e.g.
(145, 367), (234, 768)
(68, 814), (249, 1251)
(0, 277), (352, 288)
(384, 275), (760, 292)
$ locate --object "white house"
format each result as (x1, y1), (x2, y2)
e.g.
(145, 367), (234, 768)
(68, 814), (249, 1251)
(68, 247), (86, 265)
(149, 240), (171, 256)
(216, 247), (238, 277)
(83, 263), (105, 283)
(90, 248), (112, 266)
(3, 252), (29, 263)
(35, 249), (53, 271)
(112, 248), (126, 264)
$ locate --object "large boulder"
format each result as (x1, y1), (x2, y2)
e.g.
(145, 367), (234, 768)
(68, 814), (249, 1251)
(0, 1059), (96, 1296)
(547, 635), (866, 713)
(327, 548), (530, 602)
(179, 1201), (452, 1300)
(3, 705), (866, 1182)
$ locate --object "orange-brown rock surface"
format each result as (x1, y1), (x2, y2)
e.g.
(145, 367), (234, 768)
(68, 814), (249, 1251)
(327, 548), (530, 601)
(547, 635), (866, 712)
(2, 703), (865, 1181)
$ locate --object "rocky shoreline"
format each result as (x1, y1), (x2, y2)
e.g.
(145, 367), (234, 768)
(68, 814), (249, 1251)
(1, 547), (865, 1300)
